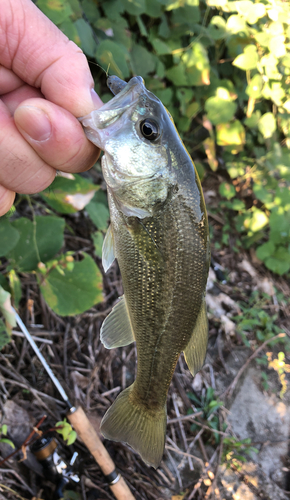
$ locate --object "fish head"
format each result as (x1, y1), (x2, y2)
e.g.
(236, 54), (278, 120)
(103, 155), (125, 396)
(80, 76), (177, 218)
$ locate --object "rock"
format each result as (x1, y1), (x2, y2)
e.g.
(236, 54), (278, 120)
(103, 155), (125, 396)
(227, 367), (290, 489)
(219, 462), (289, 500)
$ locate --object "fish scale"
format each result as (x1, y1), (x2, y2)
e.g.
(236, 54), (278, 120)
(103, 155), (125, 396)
(80, 75), (210, 468)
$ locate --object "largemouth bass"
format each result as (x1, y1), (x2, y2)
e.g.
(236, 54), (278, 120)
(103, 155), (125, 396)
(80, 76), (210, 469)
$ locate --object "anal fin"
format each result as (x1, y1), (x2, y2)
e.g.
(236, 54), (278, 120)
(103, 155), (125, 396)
(100, 295), (135, 349)
(184, 299), (208, 376)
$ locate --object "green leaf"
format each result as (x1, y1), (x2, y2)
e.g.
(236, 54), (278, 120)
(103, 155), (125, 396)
(92, 231), (104, 258)
(208, 16), (227, 40)
(246, 74), (263, 99)
(36, 0), (73, 25)
(258, 113), (276, 139)
(216, 120), (245, 153)
(151, 39), (171, 55)
(41, 174), (97, 214)
(74, 18), (97, 58)
(131, 45), (156, 77)
(269, 35), (286, 58)
(0, 218), (20, 256)
(145, 0), (163, 17)
(265, 256), (290, 275)
(0, 286), (16, 328)
(256, 241), (275, 261)
(9, 217), (65, 272)
(0, 318), (11, 350)
(66, 430), (77, 445)
(244, 208), (268, 233)
(8, 270), (22, 309)
(86, 192), (110, 231)
(59, 19), (80, 45)
(219, 182), (236, 200)
(182, 42), (210, 86)
(122, 0), (146, 15)
(39, 253), (103, 316)
(233, 45), (258, 71)
(205, 89), (237, 125)
(0, 437), (15, 448)
(244, 110), (261, 128)
(166, 62), (189, 86)
(96, 40), (130, 79)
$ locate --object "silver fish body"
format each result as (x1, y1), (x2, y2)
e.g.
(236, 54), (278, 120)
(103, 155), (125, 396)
(80, 76), (210, 468)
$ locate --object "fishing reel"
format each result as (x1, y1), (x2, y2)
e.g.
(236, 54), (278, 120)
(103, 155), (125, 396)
(31, 435), (80, 500)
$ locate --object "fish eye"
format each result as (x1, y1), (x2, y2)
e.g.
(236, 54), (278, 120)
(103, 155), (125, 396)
(140, 119), (160, 141)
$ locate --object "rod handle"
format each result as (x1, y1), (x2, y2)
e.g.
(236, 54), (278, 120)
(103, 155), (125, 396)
(67, 406), (135, 500)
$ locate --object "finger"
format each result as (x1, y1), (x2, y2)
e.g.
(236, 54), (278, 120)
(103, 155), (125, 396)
(1, 84), (43, 114)
(0, 0), (103, 117)
(0, 186), (16, 217)
(0, 100), (55, 194)
(0, 65), (24, 94)
(14, 98), (100, 172)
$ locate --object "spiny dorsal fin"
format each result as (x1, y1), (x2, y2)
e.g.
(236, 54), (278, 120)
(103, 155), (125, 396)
(184, 299), (208, 376)
(100, 295), (135, 349)
(102, 224), (115, 272)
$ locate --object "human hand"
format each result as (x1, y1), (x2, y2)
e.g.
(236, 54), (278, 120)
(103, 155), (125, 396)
(0, 0), (103, 216)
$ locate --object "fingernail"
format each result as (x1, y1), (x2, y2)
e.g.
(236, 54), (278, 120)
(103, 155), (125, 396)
(91, 88), (103, 109)
(15, 105), (52, 142)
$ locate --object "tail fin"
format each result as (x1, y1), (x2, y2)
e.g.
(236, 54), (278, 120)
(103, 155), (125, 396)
(100, 385), (166, 469)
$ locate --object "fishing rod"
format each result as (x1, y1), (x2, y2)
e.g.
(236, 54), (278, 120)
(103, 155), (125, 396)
(12, 308), (135, 500)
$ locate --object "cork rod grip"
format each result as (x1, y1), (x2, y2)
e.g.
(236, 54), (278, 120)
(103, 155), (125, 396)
(67, 406), (135, 500)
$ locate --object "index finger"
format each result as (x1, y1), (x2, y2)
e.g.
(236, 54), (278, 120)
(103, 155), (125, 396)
(0, 0), (102, 116)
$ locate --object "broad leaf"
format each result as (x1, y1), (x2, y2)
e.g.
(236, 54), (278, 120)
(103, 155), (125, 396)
(39, 253), (103, 316)
(9, 217), (65, 272)
(0, 218), (20, 256)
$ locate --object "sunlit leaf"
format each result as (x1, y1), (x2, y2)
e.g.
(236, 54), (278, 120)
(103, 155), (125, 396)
(258, 112), (276, 139)
(246, 74), (263, 99)
(205, 91), (237, 125)
(233, 45), (258, 70)
(216, 120), (245, 153)
(41, 174), (98, 214)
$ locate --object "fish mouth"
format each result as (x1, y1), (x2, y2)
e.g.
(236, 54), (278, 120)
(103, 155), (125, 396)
(79, 76), (146, 149)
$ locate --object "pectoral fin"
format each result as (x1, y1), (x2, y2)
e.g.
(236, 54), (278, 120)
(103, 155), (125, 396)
(184, 299), (208, 376)
(100, 295), (135, 349)
(102, 224), (115, 272)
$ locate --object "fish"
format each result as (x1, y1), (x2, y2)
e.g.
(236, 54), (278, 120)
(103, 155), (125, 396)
(80, 76), (210, 469)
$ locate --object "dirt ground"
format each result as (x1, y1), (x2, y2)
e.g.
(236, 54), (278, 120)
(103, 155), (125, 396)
(0, 173), (290, 500)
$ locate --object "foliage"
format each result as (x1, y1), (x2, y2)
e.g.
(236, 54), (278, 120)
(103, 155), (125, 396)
(35, 0), (290, 276)
(188, 387), (224, 443)
(0, 285), (16, 349)
(0, 424), (15, 449)
(0, 172), (109, 330)
(55, 418), (77, 446)
(222, 436), (258, 469)
(267, 351), (290, 398)
(233, 291), (288, 347)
